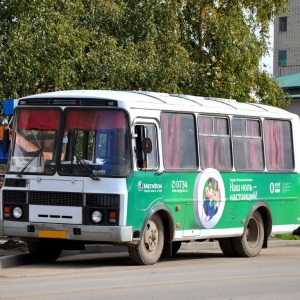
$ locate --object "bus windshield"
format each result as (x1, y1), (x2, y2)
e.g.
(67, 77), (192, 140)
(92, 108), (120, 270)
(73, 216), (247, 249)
(59, 108), (131, 177)
(8, 107), (131, 177)
(8, 108), (61, 175)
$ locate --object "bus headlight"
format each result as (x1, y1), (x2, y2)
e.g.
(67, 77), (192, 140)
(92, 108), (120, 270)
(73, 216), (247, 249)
(91, 210), (103, 223)
(13, 206), (23, 219)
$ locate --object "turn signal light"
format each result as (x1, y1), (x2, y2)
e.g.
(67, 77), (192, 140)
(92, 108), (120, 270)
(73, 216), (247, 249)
(109, 211), (117, 223)
(4, 205), (11, 218)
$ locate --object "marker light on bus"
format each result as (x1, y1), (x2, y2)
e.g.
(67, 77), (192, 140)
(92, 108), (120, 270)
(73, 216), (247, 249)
(109, 211), (117, 223)
(91, 210), (103, 223)
(4, 205), (11, 218)
(12, 206), (23, 219)
(106, 100), (116, 106)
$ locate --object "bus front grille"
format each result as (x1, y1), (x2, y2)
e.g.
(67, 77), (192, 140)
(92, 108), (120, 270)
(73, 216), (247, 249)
(3, 190), (120, 208)
(4, 178), (27, 187)
(86, 194), (120, 208)
(2, 190), (27, 204)
(29, 191), (82, 206)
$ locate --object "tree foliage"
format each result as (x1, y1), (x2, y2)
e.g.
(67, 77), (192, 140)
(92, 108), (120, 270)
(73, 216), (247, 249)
(181, 0), (288, 107)
(0, 0), (289, 108)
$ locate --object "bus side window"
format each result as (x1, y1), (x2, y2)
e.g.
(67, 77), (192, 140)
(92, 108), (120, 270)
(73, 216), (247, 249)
(135, 124), (158, 170)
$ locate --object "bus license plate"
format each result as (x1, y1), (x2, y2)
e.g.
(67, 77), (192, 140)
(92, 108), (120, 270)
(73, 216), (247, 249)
(38, 230), (67, 239)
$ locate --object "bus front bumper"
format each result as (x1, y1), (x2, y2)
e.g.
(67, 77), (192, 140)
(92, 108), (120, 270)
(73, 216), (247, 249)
(3, 221), (133, 243)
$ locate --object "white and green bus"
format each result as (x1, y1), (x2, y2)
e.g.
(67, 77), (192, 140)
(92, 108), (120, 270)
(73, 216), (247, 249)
(1, 90), (300, 264)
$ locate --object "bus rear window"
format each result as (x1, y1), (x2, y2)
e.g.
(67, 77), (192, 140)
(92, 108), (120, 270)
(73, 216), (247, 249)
(232, 118), (264, 171)
(264, 119), (294, 171)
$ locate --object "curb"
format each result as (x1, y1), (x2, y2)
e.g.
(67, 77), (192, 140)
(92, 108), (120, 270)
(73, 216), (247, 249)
(0, 253), (32, 269)
(1, 239), (300, 269)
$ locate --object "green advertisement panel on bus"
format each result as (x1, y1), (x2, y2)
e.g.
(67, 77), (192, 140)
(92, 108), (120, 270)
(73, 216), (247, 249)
(128, 169), (298, 234)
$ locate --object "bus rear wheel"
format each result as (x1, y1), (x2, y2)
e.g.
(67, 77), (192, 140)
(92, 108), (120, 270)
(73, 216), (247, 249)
(233, 210), (264, 257)
(128, 214), (164, 265)
(28, 240), (62, 262)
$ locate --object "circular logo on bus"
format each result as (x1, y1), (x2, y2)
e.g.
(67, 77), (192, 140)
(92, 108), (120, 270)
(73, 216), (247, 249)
(194, 169), (226, 229)
(137, 181), (143, 191)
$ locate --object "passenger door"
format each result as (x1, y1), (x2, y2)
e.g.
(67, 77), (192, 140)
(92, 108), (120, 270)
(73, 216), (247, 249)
(133, 119), (163, 211)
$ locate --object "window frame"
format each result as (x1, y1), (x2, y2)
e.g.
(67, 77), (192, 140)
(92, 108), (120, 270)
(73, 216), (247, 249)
(134, 123), (159, 171)
(279, 16), (287, 32)
(198, 115), (232, 171)
(232, 117), (264, 171)
(161, 112), (198, 171)
(278, 49), (287, 67)
(263, 118), (294, 171)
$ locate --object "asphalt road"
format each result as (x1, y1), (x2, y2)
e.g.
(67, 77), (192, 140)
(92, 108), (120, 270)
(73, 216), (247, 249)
(1, 244), (300, 300)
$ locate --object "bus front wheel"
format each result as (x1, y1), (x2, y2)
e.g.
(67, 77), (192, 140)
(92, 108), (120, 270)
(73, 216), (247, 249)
(233, 210), (264, 257)
(128, 214), (164, 265)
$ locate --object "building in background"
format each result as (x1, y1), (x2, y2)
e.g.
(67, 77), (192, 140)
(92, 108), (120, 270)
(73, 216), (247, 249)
(273, 0), (300, 114)
(275, 73), (300, 115)
(273, 0), (300, 77)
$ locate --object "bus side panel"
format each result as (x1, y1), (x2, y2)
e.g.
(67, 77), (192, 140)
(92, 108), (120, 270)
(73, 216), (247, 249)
(164, 170), (299, 240)
(126, 171), (163, 232)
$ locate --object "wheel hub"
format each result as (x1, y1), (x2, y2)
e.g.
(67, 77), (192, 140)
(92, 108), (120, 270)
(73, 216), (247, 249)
(144, 221), (158, 252)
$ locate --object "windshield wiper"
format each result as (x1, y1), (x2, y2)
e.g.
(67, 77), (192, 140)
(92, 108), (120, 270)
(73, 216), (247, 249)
(17, 134), (45, 178)
(17, 147), (43, 178)
(75, 154), (100, 181)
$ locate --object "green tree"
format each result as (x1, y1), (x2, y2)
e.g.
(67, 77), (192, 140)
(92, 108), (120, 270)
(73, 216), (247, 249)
(0, 0), (91, 98)
(180, 0), (288, 107)
(78, 0), (193, 92)
(0, 0), (289, 108)
(0, 0), (192, 98)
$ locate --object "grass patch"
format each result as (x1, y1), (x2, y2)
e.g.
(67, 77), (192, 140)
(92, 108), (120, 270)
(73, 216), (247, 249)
(274, 233), (300, 240)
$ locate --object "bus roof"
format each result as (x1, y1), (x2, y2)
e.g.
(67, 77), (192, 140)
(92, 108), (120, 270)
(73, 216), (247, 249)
(20, 90), (293, 117)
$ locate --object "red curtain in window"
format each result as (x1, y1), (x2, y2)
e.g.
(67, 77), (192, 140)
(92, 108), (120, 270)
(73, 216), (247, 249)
(214, 118), (230, 170)
(198, 116), (212, 134)
(161, 114), (181, 169)
(65, 110), (126, 130)
(264, 120), (284, 170)
(18, 109), (60, 130)
(199, 136), (215, 169)
(198, 117), (214, 169)
(200, 118), (231, 170)
(215, 137), (232, 170)
(248, 121), (260, 170)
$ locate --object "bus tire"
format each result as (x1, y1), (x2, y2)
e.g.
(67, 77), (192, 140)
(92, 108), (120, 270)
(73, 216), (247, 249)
(128, 214), (164, 265)
(218, 238), (237, 257)
(28, 240), (62, 262)
(232, 210), (264, 257)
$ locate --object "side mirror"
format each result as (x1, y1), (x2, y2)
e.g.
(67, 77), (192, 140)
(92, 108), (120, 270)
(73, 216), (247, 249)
(142, 138), (152, 154)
